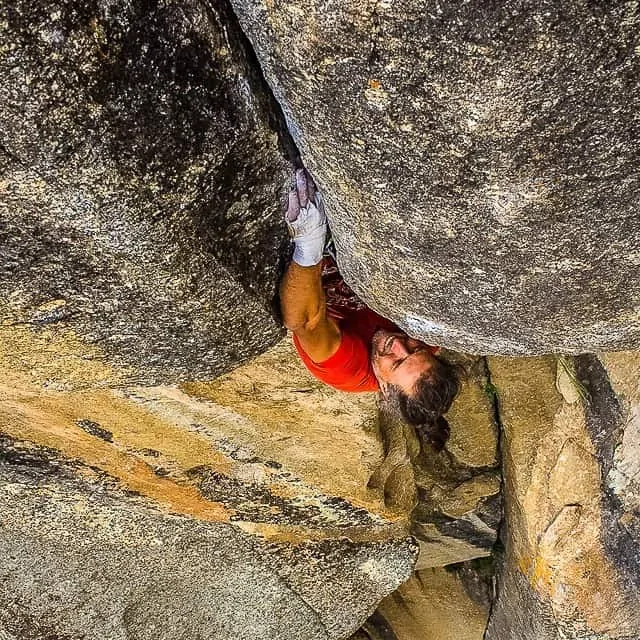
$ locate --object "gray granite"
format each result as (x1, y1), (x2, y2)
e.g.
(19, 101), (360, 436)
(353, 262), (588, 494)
(0, 434), (417, 640)
(0, 0), (291, 384)
(229, 0), (640, 354)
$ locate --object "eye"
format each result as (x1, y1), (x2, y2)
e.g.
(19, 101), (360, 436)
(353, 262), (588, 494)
(392, 357), (407, 370)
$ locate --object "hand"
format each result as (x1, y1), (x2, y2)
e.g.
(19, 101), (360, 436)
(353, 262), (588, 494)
(286, 168), (327, 267)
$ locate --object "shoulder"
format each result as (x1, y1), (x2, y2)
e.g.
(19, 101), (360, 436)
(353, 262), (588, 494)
(293, 325), (379, 393)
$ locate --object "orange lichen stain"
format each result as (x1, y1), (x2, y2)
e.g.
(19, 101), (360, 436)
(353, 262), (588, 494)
(531, 556), (554, 592)
(368, 78), (382, 89)
(517, 554), (532, 576)
(61, 389), (233, 476)
(267, 481), (303, 500)
(0, 397), (230, 522)
(517, 554), (554, 592)
(0, 325), (409, 546)
(0, 380), (410, 544)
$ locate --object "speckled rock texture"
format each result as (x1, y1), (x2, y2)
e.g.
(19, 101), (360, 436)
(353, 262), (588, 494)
(0, 0), (291, 385)
(0, 435), (416, 640)
(485, 353), (640, 639)
(0, 338), (417, 640)
(229, 0), (640, 354)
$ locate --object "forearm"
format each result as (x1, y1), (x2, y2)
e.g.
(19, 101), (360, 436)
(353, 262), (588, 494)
(280, 261), (326, 332)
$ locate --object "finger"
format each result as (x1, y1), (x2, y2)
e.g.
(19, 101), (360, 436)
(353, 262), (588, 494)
(286, 188), (300, 222)
(306, 170), (317, 203)
(296, 168), (309, 207)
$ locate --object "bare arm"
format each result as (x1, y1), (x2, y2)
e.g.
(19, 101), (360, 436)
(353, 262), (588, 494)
(280, 260), (341, 363)
(280, 169), (341, 363)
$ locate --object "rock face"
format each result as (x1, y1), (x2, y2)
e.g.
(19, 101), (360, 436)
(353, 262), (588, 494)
(4, 0), (640, 637)
(0, 338), (417, 640)
(229, 0), (640, 354)
(357, 563), (492, 640)
(366, 353), (501, 568)
(405, 355), (501, 568)
(0, 0), (291, 385)
(485, 353), (640, 639)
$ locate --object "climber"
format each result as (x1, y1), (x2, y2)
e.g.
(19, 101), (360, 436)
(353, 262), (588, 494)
(279, 168), (460, 451)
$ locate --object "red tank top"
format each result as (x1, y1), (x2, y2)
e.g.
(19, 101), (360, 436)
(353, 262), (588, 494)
(293, 305), (399, 392)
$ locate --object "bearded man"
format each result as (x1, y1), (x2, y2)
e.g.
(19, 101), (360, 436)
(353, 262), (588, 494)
(280, 169), (460, 450)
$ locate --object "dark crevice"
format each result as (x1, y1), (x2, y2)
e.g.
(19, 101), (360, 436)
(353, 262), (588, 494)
(574, 354), (640, 593)
(480, 355), (506, 640)
(199, 0), (301, 320)
(204, 0), (299, 166)
(448, 557), (496, 613)
(360, 611), (399, 640)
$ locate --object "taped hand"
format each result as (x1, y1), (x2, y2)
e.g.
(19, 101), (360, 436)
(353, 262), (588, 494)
(286, 168), (327, 267)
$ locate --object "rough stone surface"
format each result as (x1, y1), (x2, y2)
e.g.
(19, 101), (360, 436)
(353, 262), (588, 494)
(0, 437), (415, 640)
(229, 0), (640, 354)
(0, 0), (291, 385)
(355, 563), (491, 640)
(485, 353), (640, 639)
(0, 337), (417, 640)
(409, 355), (501, 568)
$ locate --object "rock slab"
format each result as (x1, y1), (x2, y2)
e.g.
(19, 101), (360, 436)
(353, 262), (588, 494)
(0, 0), (291, 384)
(0, 435), (416, 640)
(0, 338), (418, 640)
(229, 0), (640, 354)
(485, 353), (640, 639)
(356, 563), (491, 640)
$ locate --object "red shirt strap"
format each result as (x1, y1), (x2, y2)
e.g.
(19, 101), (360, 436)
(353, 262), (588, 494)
(293, 330), (379, 392)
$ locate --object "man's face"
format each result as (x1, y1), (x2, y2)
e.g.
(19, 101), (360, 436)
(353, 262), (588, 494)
(371, 329), (436, 395)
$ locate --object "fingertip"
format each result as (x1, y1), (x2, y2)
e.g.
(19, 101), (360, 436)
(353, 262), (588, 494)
(307, 174), (317, 203)
(296, 169), (309, 206)
(286, 188), (300, 222)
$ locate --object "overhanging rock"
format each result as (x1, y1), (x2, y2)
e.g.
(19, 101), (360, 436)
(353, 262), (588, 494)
(0, 0), (291, 384)
(229, 0), (640, 354)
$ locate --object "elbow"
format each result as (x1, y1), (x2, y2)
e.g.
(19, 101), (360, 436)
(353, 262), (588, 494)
(282, 304), (325, 335)
(282, 311), (308, 334)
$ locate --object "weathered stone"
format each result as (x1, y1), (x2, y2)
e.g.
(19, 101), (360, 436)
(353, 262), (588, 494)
(0, 338), (417, 639)
(367, 399), (419, 516)
(0, 0), (291, 385)
(394, 355), (501, 568)
(355, 563), (491, 640)
(229, 0), (640, 354)
(599, 351), (640, 529)
(181, 339), (386, 511)
(485, 354), (640, 639)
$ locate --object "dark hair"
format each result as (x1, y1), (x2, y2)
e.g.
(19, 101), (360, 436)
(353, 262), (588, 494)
(393, 356), (461, 452)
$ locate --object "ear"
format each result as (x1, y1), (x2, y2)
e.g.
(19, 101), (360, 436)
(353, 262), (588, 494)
(377, 376), (390, 395)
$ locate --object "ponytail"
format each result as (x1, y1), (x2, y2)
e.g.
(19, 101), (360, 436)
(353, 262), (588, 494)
(412, 416), (451, 452)
(394, 356), (462, 452)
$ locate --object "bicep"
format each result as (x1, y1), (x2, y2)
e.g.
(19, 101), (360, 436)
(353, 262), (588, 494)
(293, 312), (341, 363)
